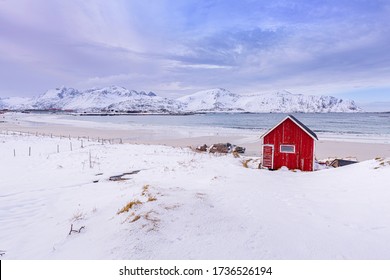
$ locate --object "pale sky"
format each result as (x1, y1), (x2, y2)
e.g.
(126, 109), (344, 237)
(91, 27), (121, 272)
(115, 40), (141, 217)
(1, 0), (390, 110)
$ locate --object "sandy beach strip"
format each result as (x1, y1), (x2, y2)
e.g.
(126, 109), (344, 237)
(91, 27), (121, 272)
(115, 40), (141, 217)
(1, 113), (390, 161)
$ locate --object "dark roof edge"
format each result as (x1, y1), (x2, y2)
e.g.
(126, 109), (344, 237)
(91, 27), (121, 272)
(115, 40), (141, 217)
(288, 115), (318, 140)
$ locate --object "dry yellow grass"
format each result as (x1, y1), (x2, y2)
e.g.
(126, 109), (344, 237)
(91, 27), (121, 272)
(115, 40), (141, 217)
(130, 215), (141, 223)
(141, 184), (157, 202)
(241, 159), (252, 168)
(117, 200), (142, 215)
(141, 184), (150, 196)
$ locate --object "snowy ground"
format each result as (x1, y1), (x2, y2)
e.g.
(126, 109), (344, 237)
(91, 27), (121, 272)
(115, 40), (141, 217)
(1, 131), (390, 259)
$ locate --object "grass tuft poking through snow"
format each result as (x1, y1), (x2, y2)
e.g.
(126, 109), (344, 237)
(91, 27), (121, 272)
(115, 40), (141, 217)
(130, 215), (141, 223)
(373, 157), (390, 169)
(241, 159), (252, 168)
(117, 200), (142, 214)
(142, 184), (158, 202)
(141, 184), (150, 196)
(70, 210), (86, 222)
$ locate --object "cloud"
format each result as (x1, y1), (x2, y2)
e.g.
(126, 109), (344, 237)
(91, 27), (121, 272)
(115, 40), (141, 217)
(361, 101), (390, 112)
(173, 63), (233, 69)
(0, 0), (390, 104)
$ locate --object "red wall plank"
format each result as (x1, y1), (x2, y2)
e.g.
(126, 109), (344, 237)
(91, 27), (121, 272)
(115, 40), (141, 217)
(263, 118), (314, 171)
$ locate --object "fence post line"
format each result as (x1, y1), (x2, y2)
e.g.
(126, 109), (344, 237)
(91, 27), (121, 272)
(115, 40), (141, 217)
(29, 146), (31, 156)
(89, 150), (92, 168)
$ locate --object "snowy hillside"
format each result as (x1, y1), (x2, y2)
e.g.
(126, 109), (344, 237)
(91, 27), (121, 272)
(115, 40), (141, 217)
(0, 97), (34, 110)
(177, 88), (243, 111)
(1, 132), (389, 259)
(1, 86), (362, 113)
(32, 86), (184, 113)
(178, 88), (362, 113)
(241, 90), (362, 113)
(1, 86), (184, 113)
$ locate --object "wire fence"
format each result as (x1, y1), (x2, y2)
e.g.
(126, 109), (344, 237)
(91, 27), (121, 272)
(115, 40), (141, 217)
(0, 130), (124, 158)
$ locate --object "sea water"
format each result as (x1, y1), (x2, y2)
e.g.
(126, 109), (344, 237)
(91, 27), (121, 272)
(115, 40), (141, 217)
(63, 113), (390, 136)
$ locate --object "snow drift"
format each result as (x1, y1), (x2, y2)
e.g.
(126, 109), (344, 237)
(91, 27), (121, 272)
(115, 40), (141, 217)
(0, 132), (389, 259)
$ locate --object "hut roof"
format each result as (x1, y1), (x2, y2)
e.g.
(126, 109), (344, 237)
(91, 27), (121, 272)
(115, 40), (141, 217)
(261, 115), (318, 141)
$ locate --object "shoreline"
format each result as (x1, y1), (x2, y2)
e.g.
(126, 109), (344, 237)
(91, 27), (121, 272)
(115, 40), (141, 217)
(1, 112), (390, 161)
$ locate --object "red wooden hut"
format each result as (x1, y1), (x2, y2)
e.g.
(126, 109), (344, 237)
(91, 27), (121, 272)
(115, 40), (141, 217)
(261, 115), (318, 171)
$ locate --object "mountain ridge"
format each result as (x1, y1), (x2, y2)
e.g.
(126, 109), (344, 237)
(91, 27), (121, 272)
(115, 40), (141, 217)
(178, 88), (362, 113)
(0, 86), (363, 113)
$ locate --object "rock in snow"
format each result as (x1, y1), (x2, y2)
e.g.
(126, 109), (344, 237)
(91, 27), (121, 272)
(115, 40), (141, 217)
(0, 86), (362, 113)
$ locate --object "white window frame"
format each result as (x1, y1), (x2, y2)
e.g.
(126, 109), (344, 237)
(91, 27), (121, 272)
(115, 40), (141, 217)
(280, 144), (295, 154)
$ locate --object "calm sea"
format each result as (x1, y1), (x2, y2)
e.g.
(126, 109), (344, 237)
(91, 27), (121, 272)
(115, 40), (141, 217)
(65, 112), (390, 139)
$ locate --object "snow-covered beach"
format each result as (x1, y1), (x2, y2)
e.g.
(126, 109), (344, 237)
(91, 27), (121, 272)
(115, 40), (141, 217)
(2, 112), (390, 161)
(1, 112), (390, 259)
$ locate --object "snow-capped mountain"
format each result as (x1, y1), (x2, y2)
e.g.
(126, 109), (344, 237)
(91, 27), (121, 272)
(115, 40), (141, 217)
(0, 86), (362, 113)
(31, 86), (184, 113)
(240, 90), (362, 113)
(0, 96), (34, 110)
(177, 88), (243, 111)
(178, 88), (362, 113)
